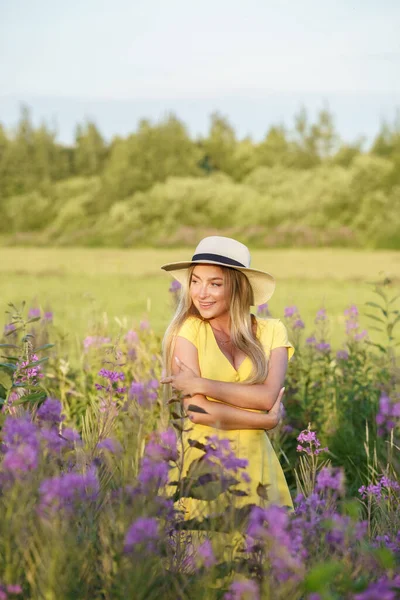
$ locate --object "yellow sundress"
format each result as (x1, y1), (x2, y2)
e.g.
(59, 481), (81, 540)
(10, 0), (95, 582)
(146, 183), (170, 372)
(171, 316), (294, 522)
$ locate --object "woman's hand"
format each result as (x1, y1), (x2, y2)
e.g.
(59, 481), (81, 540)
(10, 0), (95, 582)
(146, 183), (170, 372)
(160, 357), (200, 397)
(267, 387), (285, 429)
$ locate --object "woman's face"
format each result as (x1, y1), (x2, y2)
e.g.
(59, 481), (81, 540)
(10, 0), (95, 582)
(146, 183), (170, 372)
(190, 265), (230, 320)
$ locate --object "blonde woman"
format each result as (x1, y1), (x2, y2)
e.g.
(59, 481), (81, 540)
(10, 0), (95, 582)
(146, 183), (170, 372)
(161, 236), (294, 519)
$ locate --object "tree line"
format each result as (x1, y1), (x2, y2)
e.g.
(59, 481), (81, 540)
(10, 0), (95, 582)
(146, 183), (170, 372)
(0, 105), (399, 248)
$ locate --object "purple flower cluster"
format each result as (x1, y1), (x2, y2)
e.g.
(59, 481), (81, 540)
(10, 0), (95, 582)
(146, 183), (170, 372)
(336, 349), (349, 361)
(224, 579), (260, 600)
(315, 467), (345, 495)
(344, 304), (368, 342)
(354, 575), (400, 600)
(83, 335), (111, 352)
(315, 308), (327, 323)
(37, 398), (64, 425)
(1, 416), (40, 475)
(124, 517), (159, 553)
(194, 539), (216, 569)
(96, 369), (126, 398)
(14, 353), (43, 384)
(138, 428), (178, 491)
(257, 303), (271, 317)
(376, 393), (400, 436)
(0, 583), (22, 599)
(28, 308), (41, 319)
(246, 505), (305, 582)
(296, 428), (328, 456)
(39, 467), (99, 515)
(359, 475), (400, 501)
(203, 435), (249, 476)
(284, 306), (305, 330)
(128, 379), (159, 407)
(169, 280), (182, 293)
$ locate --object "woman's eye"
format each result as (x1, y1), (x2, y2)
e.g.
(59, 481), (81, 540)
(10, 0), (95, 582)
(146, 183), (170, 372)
(212, 283), (221, 287)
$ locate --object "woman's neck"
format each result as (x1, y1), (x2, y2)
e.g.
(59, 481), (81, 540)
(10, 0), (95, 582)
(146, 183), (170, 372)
(208, 315), (231, 335)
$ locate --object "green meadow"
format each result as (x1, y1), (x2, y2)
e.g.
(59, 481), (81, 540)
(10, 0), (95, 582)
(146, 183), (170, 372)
(1, 247), (399, 352)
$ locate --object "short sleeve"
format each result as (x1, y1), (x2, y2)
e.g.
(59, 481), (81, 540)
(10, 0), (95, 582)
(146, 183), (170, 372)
(271, 319), (295, 361)
(176, 317), (201, 347)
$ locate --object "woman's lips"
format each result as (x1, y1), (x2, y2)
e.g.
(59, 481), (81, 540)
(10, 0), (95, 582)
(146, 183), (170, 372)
(199, 302), (215, 309)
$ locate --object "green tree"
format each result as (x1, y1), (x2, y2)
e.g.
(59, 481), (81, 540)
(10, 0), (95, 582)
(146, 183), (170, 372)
(101, 114), (201, 205)
(74, 121), (106, 176)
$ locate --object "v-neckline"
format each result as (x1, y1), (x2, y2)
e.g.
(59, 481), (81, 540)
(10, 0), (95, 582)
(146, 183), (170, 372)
(206, 321), (249, 373)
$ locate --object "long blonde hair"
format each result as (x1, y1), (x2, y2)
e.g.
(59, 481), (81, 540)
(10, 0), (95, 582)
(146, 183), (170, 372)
(162, 265), (268, 384)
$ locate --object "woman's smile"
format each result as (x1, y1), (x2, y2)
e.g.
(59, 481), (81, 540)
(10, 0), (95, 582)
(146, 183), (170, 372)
(190, 265), (230, 319)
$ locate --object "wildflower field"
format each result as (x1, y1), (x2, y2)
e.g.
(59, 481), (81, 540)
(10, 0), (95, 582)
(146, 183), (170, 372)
(0, 248), (399, 599)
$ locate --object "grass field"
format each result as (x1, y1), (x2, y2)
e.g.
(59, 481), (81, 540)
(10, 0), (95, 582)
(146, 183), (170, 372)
(1, 247), (399, 351)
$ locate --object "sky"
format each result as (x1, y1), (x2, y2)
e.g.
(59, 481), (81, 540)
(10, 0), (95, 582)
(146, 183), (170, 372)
(1, 0), (399, 144)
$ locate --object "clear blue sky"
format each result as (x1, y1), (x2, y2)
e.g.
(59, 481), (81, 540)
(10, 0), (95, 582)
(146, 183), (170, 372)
(1, 0), (399, 143)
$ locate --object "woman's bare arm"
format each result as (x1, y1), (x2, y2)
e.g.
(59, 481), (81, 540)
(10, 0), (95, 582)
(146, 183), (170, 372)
(181, 393), (283, 430)
(169, 336), (288, 411)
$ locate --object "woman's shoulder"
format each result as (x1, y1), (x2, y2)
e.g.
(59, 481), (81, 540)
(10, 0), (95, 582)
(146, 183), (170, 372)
(177, 315), (203, 342)
(255, 316), (284, 335)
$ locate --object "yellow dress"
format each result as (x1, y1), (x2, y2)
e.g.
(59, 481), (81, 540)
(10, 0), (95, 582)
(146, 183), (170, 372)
(171, 316), (294, 522)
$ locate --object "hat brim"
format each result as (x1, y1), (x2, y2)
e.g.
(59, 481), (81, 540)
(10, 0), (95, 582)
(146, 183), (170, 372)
(161, 260), (275, 306)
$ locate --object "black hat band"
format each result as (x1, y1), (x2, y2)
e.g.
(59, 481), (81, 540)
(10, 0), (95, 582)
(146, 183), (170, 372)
(191, 253), (246, 268)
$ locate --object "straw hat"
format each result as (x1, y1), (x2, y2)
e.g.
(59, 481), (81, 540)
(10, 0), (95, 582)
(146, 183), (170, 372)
(161, 236), (275, 306)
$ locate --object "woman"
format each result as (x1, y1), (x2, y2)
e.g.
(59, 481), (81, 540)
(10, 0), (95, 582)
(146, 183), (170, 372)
(160, 236), (294, 521)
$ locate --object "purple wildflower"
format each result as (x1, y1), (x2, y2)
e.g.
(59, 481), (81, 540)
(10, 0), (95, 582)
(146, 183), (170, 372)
(306, 336), (316, 346)
(344, 304), (359, 317)
(296, 428), (328, 456)
(2, 444), (39, 473)
(125, 329), (139, 345)
(336, 349), (349, 360)
(43, 310), (53, 323)
(376, 393), (400, 436)
(224, 579), (260, 600)
(197, 539), (216, 568)
(315, 308), (327, 322)
(139, 320), (150, 330)
(98, 369), (125, 383)
(39, 467), (99, 515)
(315, 342), (330, 353)
(97, 438), (123, 454)
(124, 517), (159, 553)
(293, 319), (305, 329)
(246, 505), (305, 582)
(284, 306), (298, 318)
(169, 280), (182, 293)
(315, 467), (345, 495)
(203, 435), (248, 473)
(14, 353), (43, 384)
(36, 398), (64, 425)
(28, 308), (41, 319)
(129, 380), (158, 407)
(257, 303), (271, 317)
(354, 575), (400, 600)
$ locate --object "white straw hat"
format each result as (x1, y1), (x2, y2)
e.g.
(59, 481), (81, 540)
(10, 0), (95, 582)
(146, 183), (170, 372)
(161, 236), (275, 306)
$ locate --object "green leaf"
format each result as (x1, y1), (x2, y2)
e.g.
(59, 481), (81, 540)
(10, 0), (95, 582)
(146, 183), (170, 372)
(0, 371), (12, 391)
(13, 391), (46, 406)
(304, 561), (344, 592)
(26, 317), (41, 324)
(0, 344), (19, 349)
(365, 301), (384, 310)
(0, 362), (17, 371)
(34, 344), (55, 352)
(365, 313), (385, 324)
(372, 547), (395, 570)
